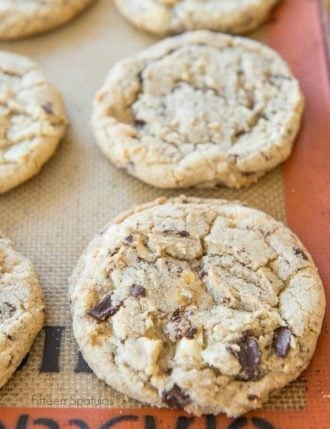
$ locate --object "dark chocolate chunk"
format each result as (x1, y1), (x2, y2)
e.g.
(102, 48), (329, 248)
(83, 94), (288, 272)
(125, 235), (133, 243)
(178, 230), (190, 238)
(163, 229), (173, 234)
(273, 327), (292, 358)
(135, 119), (146, 128)
(171, 309), (182, 322)
(162, 384), (191, 408)
(130, 284), (146, 298)
(293, 247), (308, 261)
(163, 230), (190, 238)
(109, 248), (119, 257)
(238, 336), (261, 380)
(185, 327), (197, 339)
(6, 302), (16, 312)
(88, 294), (121, 321)
(1, 302), (16, 317)
(234, 130), (246, 139)
(247, 394), (260, 401)
(42, 103), (53, 115)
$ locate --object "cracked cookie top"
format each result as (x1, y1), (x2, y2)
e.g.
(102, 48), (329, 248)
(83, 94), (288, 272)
(0, 0), (95, 40)
(93, 31), (304, 189)
(71, 196), (325, 417)
(0, 232), (45, 388)
(114, 0), (280, 36)
(0, 51), (67, 194)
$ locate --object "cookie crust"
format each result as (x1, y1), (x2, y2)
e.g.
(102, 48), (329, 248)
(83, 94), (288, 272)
(0, 51), (67, 194)
(0, 232), (45, 388)
(93, 31), (304, 189)
(0, 0), (95, 40)
(70, 196), (325, 417)
(114, 0), (280, 36)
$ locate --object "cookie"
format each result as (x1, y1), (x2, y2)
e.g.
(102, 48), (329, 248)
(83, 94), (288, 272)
(70, 196), (325, 417)
(0, 232), (45, 389)
(93, 31), (304, 189)
(114, 0), (280, 36)
(0, 0), (94, 40)
(0, 51), (67, 194)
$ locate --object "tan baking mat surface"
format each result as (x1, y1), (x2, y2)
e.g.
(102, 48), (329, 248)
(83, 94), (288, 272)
(0, 0), (304, 409)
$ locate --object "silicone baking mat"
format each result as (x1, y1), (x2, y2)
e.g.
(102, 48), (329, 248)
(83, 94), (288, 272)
(0, 0), (329, 427)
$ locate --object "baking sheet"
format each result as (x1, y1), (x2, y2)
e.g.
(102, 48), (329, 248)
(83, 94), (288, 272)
(0, 0), (329, 428)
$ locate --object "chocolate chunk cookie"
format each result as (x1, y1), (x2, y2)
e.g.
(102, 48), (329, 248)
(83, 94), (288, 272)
(115, 0), (280, 36)
(0, 0), (95, 40)
(0, 51), (67, 194)
(0, 232), (45, 388)
(93, 31), (304, 189)
(70, 196), (325, 417)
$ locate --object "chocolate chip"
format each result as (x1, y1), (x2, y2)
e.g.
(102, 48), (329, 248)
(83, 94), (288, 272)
(109, 248), (119, 257)
(247, 394), (260, 401)
(238, 336), (261, 380)
(130, 284), (146, 298)
(42, 103), (53, 115)
(135, 119), (146, 128)
(185, 327), (197, 339)
(125, 235), (133, 243)
(88, 294), (121, 321)
(5, 302), (15, 311)
(163, 229), (173, 234)
(199, 270), (207, 280)
(163, 230), (190, 238)
(273, 327), (292, 358)
(171, 309), (182, 322)
(1, 302), (16, 317)
(234, 130), (246, 139)
(162, 384), (191, 408)
(293, 247), (308, 261)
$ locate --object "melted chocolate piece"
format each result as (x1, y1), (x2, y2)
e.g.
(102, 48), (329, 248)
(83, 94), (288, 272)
(185, 327), (197, 339)
(162, 384), (191, 408)
(42, 103), (53, 114)
(238, 336), (261, 380)
(178, 230), (190, 238)
(171, 309), (182, 323)
(293, 247), (308, 261)
(247, 394), (260, 401)
(135, 119), (146, 128)
(88, 294), (121, 321)
(273, 327), (292, 357)
(109, 248), (119, 257)
(130, 284), (146, 298)
(1, 302), (16, 317)
(125, 235), (133, 243)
